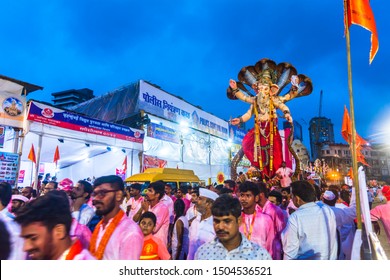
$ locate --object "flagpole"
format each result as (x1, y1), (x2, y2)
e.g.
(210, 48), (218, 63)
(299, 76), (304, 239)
(33, 135), (43, 193)
(344, 0), (362, 230)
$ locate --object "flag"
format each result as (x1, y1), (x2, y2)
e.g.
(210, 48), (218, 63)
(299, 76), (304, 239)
(341, 106), (369, 166)
(345, 0), (379, 64)
(122, 156), (127, 173)
(53, 145), (60, 164)
(28, 144), (36, 164)
(347, 167), (353, 179)
(341, 106), (352, 144)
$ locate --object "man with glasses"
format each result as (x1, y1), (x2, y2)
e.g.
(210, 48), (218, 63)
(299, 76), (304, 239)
(89, 175), (143, 260)
(41, 181), (58, 195)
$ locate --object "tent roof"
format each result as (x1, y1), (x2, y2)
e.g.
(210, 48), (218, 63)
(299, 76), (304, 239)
(0, 74), (43, 95)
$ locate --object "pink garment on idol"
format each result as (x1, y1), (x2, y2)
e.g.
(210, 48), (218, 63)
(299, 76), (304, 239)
(239, 205), (275, 256)
(149, 201), (170, 245)
(370, 200), (390, 245)
(94, 211), (144, 260)
(259, 200), (286, 260)
(127, 196), (144, 220)
(70, 219), (92, 249)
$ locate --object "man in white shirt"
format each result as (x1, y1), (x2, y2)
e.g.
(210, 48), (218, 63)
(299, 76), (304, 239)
(0, 182), (25, 259)
(187, 188), (219, 260)
(281, 180), (338, 260)
(195, 195), (271, 260)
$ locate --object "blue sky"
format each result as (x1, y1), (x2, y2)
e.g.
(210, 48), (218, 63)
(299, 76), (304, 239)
(1, 0), (389, 148)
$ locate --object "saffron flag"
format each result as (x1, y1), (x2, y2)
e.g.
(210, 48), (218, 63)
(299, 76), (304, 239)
(122, 156), (127, 173)
(28, 144), (36, 164)
(53, 146), (60, 164)
(345, 0), (379, 64)
(341, 106), (369, 166)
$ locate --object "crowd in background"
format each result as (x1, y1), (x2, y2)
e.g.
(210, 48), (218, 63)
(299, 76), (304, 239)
(1, 172), (389, 260)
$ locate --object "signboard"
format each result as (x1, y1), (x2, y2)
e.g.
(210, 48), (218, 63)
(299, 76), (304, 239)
(139, 81), (229, 139)
(147, 122), (180, 144)
(0, 126), (4, 148)
(18, 170), (25, 183)
(228, 124), (246, 144)
(0, 92), (26, 128)
(0, 151), (19, 186)
(27, 101), (144, 143)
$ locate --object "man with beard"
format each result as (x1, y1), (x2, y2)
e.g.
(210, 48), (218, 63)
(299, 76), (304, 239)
(15, 190), (95, 260)
(134, 181), (170, 246)
(89, 175), (143, 260)
(70, 180), (95, 225)
(126, 183), (144, 220)
(238, 182), (275, 257)
(195, 194), (271, 260)
(20, 187), (34, 201)
(10, 195), (29, 216)
(187, 187), (218, 260)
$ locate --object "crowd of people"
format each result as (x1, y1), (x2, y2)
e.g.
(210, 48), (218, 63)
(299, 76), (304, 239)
(0, 174), (389, 260)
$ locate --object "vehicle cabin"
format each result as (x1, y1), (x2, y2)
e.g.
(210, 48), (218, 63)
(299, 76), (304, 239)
(124, 168), (203, 192)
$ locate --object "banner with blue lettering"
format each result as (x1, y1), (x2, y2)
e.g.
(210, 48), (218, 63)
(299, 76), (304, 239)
(27, 102), (144, 143)
(228, 124), (246, 144)
(139, 80), (229, 139)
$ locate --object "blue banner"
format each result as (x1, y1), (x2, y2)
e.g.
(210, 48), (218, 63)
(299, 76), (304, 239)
(147, 122), (180, 144)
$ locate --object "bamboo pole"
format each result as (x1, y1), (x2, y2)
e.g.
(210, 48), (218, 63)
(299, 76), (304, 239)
(344, 0), (362, 230)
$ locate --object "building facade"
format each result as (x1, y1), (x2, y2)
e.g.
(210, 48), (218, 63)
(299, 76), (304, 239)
(52, 88), (94, 109)
(320, 143), (390, 183)
(309, 117), (335, 160)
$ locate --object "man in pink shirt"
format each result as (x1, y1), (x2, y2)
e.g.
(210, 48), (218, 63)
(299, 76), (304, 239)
(15, 190), (95, 260)
(275, 161), (293, 188)
(126, 183), (144, 220)
(90, 175), (144, 260)
(175, 187), (191, 214)
(134, 181), (170, 245)
(238, 181), (275, 256)
(257, 182), (286, 260)
(371, 185), (390, 245)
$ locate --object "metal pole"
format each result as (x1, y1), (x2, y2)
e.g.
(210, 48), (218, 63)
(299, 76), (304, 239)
(208, 132), (212, 185)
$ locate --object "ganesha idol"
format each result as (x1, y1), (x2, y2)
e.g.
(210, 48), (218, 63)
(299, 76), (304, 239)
(228, 58), (313, 182)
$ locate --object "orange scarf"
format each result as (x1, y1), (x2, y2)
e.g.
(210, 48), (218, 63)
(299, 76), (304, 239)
(89, 210), (125, 260)
(242, 210), (257, 240)
(65, 239), (83, 260)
